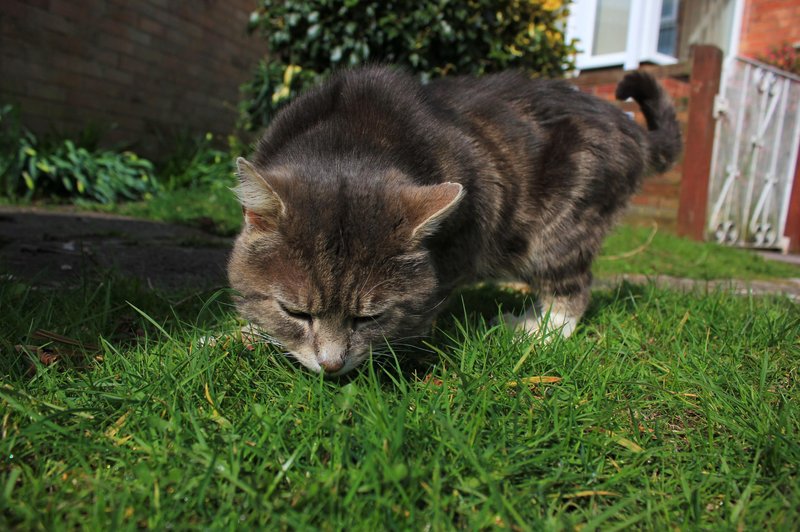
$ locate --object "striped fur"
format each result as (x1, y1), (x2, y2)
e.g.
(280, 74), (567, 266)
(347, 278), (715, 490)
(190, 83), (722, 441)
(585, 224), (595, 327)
(228, 66), (681, 375)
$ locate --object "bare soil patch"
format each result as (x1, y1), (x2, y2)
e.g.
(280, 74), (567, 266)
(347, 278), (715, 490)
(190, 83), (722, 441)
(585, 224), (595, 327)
(0, 206), (231, 291)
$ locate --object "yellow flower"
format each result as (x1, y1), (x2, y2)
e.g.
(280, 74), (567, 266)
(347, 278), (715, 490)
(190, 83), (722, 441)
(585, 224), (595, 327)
(546, 29), (563, 42)
(538, 0), (562, 11)
(283, 64), (302, 86)
(272, 84), (291, 104)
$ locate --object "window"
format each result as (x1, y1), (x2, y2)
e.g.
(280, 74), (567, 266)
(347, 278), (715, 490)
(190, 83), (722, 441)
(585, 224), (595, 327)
(567, 0), (681, 70)
(657, 0), (679, 56)
(593, 0), (631, 56)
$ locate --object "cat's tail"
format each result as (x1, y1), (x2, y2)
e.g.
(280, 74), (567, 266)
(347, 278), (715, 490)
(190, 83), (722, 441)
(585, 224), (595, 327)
(615, 71), (682, 174)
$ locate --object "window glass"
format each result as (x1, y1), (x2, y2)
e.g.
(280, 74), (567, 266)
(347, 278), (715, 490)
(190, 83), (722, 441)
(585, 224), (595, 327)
(593, 0), (631, 55)
(658, 0), (679, 56)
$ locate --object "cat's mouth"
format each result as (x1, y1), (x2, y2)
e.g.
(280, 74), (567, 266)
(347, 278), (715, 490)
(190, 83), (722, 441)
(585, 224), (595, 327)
(243, 323), (372, 376)
(282, 350), (360, 377)
(249, 334), (362, 376)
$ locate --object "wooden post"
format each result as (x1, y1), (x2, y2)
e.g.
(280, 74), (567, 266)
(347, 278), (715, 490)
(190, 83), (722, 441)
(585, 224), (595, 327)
(784, 149), (800, 253)
(677, 45), (724, 240)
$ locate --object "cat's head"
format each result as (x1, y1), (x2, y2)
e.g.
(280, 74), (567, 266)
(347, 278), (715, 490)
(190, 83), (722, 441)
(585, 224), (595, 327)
(228, 158), (463, 376)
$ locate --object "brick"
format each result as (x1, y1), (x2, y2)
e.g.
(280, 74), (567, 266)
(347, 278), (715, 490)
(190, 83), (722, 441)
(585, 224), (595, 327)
(96, 33), (136, 56)
(14, 95), (71, 119)
(50, 0), (87, 22)
(631, 195), (658, 207)
(118, 55), (149, 76)
(56, 53), (103, 78)
(92, 49), (119, 68)
(641, 182), (679, 198)
(101, 67), (133, 85)
(161, 26), (190, 48)
(659, 197), (680, 211)
(125, 27), (152, 47)
(25, 6), (77, 35)
(139, 16), (165, 36)
(1, 55), (49, 81)
(131, 45), (164, 65)
(106, 3), (138, 26)
(25, 80), (68, 102)
(52, 70), (86, 90)
(148, 9), (186, 34)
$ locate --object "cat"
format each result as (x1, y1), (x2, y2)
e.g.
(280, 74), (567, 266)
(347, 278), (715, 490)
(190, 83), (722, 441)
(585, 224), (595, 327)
(228, 66), (681, 375)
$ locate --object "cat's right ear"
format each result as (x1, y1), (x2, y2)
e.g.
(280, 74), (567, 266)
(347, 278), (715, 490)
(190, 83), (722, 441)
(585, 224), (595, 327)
(401, 182), (465, 241)
(233, 157), (286, 231)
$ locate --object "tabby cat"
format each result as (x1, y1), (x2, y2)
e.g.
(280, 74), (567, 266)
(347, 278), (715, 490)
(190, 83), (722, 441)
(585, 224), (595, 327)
(228, 67), (681, 375)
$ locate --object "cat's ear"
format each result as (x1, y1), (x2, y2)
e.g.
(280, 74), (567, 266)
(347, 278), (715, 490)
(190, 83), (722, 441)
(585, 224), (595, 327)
(233, 157), (286, 231)
(402, 182), (465, 240)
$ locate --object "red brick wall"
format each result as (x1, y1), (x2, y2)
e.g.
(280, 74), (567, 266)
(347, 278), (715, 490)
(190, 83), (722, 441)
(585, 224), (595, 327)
(739, 0), (800, 59)
(0, 0), (265, 155)
(571, 64), (691, 230)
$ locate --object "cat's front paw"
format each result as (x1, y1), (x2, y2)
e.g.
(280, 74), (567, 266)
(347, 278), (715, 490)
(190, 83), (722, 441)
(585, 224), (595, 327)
(497, 309), (577, 341)
(499, 311), (542, 335)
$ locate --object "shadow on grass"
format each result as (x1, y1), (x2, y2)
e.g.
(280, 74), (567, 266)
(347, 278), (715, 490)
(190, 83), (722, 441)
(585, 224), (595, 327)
(1, 269), (652, 386)
(257, 280), (657, 387)
(371, 280), (655, 383)
(0, 270), (236, 379)
(442, 280), (650, 335)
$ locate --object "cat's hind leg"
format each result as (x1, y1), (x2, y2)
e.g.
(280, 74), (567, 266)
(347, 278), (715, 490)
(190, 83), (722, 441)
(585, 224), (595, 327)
(501, 270), (591, 340)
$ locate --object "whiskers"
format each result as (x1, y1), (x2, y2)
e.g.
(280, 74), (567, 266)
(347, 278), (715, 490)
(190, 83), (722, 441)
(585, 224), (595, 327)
(368, 349), (396, 360)
(243, 325), (286, 349)
(426, 296), (449, 314)
(401, 296), (450, 320)
(371, 334), (436, 357)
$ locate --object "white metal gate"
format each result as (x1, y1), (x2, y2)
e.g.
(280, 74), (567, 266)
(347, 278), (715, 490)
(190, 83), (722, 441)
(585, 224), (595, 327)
(707, 56), (800, 250)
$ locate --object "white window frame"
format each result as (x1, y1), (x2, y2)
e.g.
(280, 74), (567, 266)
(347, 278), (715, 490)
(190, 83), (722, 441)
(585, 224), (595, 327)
(567, 0), (679, 71)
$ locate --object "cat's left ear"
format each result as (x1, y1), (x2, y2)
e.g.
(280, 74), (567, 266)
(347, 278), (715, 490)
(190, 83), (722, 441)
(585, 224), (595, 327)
(402, 182), (465, 240)
(233, 157), (286, 231)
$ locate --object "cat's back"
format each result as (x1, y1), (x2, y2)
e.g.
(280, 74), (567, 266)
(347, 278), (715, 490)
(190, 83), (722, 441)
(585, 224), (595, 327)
(253, 67), (437, 171)
(424, 70), (632, 133)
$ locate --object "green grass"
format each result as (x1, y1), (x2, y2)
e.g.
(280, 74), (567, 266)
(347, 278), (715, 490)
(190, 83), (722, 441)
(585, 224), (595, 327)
(1, 275), (798, 529)
(2, 185), (798, 527)
(81, 187), (243, 237)
(596, 224), (800, 280)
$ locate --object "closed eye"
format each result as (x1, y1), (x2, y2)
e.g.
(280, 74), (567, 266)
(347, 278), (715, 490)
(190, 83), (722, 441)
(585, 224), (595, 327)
(278, 301), (313, 323)
(352, 313), (384, 329)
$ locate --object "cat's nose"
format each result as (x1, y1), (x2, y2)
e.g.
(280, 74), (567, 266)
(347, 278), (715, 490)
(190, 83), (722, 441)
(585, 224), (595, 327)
(317, 341), (346, 373)
(319, 357), (344, 373)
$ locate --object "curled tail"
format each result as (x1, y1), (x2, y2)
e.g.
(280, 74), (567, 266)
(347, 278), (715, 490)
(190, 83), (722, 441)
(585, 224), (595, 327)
(615, 71), (682, 174)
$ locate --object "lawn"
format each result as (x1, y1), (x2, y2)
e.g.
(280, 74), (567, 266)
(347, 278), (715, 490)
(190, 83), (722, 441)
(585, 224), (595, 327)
(597, 224), (800, 280)
(1, 256), (798, 528)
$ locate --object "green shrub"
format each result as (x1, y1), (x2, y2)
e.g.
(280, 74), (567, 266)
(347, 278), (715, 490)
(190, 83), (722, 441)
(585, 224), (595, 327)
(158, 132), (239, 192)
(241, 0), (577, 130)
(0, 105), (159, 204)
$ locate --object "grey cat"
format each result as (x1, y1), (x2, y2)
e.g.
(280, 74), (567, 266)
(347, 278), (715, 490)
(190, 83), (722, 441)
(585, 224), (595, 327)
(228, 66), (681, 375)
